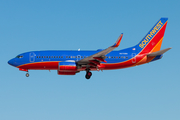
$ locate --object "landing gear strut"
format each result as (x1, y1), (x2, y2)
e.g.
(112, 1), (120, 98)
(26, 73), (29, 77)
(85, 69), (92, 79)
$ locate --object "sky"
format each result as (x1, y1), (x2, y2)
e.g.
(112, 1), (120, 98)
(0, 0), (180, 120)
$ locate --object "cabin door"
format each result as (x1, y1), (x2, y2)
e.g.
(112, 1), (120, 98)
(30, 52), (35, 62)
(132, 53), (136, 63)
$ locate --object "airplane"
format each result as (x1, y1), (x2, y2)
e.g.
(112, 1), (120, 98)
(8, 18), (171, 79)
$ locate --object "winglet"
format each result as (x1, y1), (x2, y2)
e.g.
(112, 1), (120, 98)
(112, 33), (123, 47)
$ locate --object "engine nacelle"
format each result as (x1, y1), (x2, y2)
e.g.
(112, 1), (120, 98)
(58, 61), (77, 75)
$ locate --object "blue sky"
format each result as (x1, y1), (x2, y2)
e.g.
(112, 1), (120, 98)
(0, 0), (180, 120)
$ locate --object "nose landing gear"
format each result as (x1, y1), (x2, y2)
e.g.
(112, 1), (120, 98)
(26, 73), (29, 77)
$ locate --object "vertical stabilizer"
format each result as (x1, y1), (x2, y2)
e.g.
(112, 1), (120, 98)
(136, 18), (168, 54)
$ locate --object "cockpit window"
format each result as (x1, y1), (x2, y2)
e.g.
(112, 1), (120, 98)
(16, 55), (23, 58)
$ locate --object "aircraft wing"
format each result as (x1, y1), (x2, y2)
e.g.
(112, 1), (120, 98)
(77, 33), (123, 66)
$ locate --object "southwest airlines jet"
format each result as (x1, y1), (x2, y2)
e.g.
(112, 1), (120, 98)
(8, 18), (171, 79)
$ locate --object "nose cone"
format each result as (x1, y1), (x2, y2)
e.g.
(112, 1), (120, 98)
(8, 59), (15, 66)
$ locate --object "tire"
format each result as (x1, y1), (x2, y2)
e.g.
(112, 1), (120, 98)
(26, 73), (29, 77)
(85, 72), (92, 79)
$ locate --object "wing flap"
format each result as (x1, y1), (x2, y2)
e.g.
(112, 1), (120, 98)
(93, 57), (107, 63)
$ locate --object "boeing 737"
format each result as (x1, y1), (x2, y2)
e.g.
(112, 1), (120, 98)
(8, 18), (171, 79)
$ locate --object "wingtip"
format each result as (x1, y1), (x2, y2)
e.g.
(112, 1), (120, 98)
(166, 47), (172, 50)
(120, 33), (123, 36)
(112, 33), (123, 47)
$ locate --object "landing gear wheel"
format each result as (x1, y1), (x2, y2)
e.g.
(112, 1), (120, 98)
(26, 73), (29, 77)
(85, 71), (92, 79)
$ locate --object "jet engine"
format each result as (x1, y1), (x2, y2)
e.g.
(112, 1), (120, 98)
(58, 61), (77, 75)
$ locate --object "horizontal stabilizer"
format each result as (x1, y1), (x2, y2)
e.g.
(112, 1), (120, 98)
(147, 48), (172, 57)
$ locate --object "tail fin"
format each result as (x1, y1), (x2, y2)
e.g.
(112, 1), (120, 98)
(136, 18), (168, 54)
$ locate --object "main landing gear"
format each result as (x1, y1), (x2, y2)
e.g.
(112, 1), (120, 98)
(85, 69), (92, 79)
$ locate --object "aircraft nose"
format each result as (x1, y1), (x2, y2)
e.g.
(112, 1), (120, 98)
(8, 59), (14, 66)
